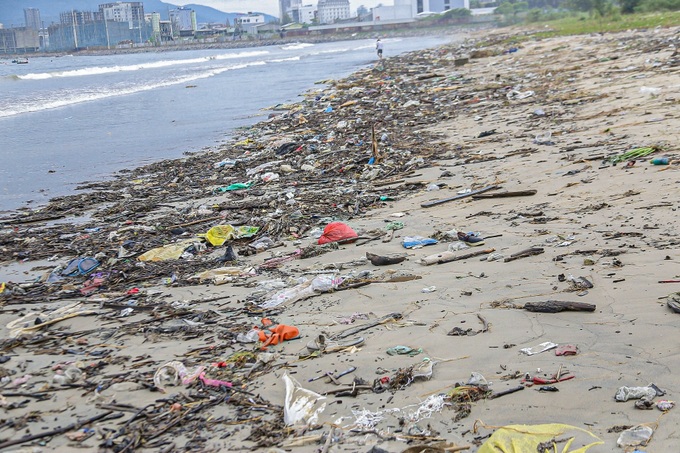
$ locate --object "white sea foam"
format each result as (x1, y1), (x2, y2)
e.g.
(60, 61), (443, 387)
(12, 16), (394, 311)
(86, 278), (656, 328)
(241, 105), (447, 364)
(270, 56), (301, 63)
(0, 61), (266, 118)
(281, 43), (315, 50)
(17, 50), (269, 80)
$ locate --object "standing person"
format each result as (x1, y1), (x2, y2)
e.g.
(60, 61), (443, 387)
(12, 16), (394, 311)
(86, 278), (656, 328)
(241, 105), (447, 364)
(376, 39), (383, 59)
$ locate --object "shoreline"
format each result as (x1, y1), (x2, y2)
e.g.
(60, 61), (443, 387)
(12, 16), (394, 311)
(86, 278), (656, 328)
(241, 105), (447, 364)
(2, 24), (479, 59)
(0, 24), (679, 452)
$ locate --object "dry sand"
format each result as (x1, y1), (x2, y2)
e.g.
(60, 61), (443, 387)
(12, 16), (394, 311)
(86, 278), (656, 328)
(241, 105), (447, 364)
(0, 25), (679, 452)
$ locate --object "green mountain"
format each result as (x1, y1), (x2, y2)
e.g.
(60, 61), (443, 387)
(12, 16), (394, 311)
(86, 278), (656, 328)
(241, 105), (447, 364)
(0, 1), (276, 27)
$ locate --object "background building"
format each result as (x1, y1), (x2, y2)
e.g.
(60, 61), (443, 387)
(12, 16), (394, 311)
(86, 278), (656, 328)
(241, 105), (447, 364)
(234, 13), (265, 34)
(169, 7), (197, 37)
(279, 0), (294, 22)
(373, 0), (470, 20)
(317, 0), (350, 24)
(0, 27), (40, 53)
(99, 2), (145, 29)
(24, 8), (42, 31)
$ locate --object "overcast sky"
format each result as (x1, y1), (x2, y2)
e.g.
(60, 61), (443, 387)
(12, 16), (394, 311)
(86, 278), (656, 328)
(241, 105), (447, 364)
(176, 1), (383, 16)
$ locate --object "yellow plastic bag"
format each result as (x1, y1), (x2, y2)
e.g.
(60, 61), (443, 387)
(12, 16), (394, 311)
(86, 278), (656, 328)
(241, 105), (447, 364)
(138, 240), (195, 262)
(477, 423), (604, 453)
(202, 225), (259, 246)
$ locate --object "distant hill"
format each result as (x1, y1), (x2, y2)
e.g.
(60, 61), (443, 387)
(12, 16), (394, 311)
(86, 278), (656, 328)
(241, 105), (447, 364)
(0, 0), (276, 27)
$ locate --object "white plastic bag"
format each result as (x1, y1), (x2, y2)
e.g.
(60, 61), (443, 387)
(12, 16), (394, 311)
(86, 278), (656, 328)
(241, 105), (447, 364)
(283, 372), (326, 426)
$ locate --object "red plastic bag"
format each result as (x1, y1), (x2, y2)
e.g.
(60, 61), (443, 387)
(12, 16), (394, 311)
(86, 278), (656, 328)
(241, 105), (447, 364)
(318, 222), (358, 245)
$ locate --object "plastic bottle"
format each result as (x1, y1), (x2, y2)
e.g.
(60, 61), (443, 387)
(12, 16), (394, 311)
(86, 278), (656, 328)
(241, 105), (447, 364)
(650, 157), (669, 165)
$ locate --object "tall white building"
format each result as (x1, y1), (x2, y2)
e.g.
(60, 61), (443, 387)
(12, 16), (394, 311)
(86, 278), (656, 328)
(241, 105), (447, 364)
(99, 2), (145, 29)
(169, 7), (197, 34)
(317, 0), (350, 24)
(373, 0), (469, 20)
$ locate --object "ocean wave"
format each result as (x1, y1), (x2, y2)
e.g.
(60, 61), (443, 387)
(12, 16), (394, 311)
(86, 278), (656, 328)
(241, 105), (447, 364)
(270, 56), (301, 63)
(0, 61), (266, 119)
(281, 43), (315, 50)
(17, 50), (270, 80)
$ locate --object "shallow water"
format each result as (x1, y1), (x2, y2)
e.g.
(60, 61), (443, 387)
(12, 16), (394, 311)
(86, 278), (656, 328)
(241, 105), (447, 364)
(0, 36), (454, 212)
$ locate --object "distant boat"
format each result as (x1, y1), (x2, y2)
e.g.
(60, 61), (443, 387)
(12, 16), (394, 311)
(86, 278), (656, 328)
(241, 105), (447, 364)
(12, 58), (29, 64)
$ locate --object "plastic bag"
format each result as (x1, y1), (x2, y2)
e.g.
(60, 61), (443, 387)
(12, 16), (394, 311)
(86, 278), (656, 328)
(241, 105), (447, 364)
(520, 341), (558, 356)
(203, 225), (259, 246)
(402, 236), (438, 249)
(282, 372), (327, 426)
(153, 361), (206, 393)
(617, 425), (653, 448)
(318, 222), (358, 245)
(478, 423), (603, 453)
(615, 386), (657, 402)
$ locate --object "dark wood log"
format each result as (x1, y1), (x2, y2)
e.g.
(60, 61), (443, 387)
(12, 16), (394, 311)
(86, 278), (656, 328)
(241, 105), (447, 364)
(503, 247), (544, 262)
(472, 190), (537, 199)
(523, 300), (596, 313)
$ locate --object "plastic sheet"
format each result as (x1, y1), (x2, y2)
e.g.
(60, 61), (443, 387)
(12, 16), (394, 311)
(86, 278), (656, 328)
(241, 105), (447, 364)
(138, 240), (196, 262)
(478, 423), (603, 453)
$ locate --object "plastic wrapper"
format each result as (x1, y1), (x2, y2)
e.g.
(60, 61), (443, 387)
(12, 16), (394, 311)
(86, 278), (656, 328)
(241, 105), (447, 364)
(617, 425), (653, 448)
(260, 275), (342, 309)
(282, 372), (326, 426)
(615, 386), (657, 402)
(153, 361), (206, 393)
(520, 341), (558, 356)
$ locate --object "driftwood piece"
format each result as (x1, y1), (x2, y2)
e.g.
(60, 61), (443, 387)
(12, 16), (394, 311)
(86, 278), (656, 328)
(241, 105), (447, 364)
(421, 248), (495, 266)
(366, 252), (406, 266)
(489, 385), (525, 399)
(472, 190), (537, 199)
(421, 185), (500, 208)
(503, 247), (544, 262)
(523, 300), (596, 313)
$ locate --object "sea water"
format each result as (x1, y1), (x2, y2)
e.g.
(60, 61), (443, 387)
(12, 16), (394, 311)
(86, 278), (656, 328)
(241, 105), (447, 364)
(0, 36), (452, 212)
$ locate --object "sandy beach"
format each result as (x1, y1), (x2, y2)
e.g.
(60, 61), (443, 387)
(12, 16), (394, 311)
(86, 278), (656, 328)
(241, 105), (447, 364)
(0, 24), (678, 452)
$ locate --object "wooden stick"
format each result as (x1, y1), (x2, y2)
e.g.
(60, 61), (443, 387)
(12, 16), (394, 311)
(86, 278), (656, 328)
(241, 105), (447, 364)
(421, 185), (500, 208)
(503, 247), (544, 262)
(489, 385), (524, 399)
(0, 411), (120, 450)
(421, 248), (495, 266)
(472, 190), (537, 199)
(323, 385), (373, 395)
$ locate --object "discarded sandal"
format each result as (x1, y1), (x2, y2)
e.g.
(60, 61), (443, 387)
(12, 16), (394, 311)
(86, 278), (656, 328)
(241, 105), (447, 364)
(667, 293), (680, 314)
(457, 232), (485, 247)
(306, 334), (364, 353)
(62, 257), (100, 277)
